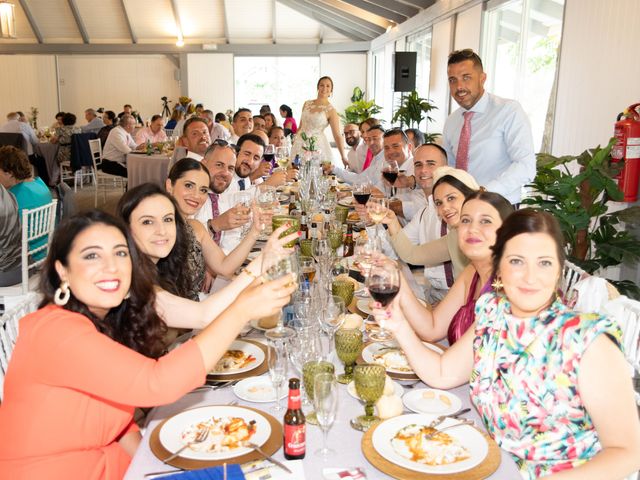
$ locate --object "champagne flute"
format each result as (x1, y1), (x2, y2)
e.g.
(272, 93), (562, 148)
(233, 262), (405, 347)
(382, 159), (399, 197)
(318, 295), (346, 359)
(367, 197), (389, 241)
(366, 258), (400, 342)
(302, 360), (334, 425)
(314, 372), (339, 459)
(262, 252), (298, 341)
(255, 184), (277, 240)
(267, 338), (289, 413)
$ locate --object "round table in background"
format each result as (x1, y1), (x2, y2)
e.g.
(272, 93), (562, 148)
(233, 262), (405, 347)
(126, 152), (171, 189)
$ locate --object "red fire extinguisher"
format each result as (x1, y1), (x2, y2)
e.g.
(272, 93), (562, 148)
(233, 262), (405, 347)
(612, 103), (640, 202)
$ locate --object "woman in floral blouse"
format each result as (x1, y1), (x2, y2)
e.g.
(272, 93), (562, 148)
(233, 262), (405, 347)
(376, 209), (640, 479)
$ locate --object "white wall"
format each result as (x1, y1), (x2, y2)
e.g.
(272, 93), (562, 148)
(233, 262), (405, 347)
(430, 18), (455, 134)
(453, 3), (482, 52)
(186, 53), (235, 114)
(57, 55), (180, 122)
(552, 0), (640, 155)
(319, 53), (367, 117)
(0, 55), (58, 128)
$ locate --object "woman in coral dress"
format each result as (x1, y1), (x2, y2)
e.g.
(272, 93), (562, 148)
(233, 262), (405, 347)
(0, 210), (296, 479)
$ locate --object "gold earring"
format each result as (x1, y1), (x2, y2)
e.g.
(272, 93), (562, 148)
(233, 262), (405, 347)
(491, 277), (503, 292)
(54, 281), (71, 306)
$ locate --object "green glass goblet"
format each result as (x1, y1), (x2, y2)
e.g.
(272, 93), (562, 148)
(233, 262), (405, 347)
(335, 205), (349, 224)
(351, 363), (386, 431)
(327, 227), (343, 254)
(272, 215), (300, 248)
(335, 328), (363, 384)
(302, 360), (335, 425)
(300, 238), (313, 258)
(332, 279), (355, 309)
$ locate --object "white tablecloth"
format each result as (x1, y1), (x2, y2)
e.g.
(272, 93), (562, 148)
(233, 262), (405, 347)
(127, 153), (171, 189)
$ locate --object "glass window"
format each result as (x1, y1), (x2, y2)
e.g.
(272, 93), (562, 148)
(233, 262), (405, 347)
(482, 0), (565, 150)
(406, 28), (432, 101)
(234, 56), (319, 120)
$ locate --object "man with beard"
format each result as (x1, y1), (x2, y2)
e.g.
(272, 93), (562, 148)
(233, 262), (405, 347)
(179, 117), (211, 161)
(443, 49), (534, 206)
(343, 123), (364, 172)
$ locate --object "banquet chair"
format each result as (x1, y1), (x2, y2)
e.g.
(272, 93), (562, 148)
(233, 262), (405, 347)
(560, 260), (589, 304)
(0, 292), (40, 402)
(0, 200), (57, 314)
(90, 138), (126, 207)
(164, 128), (174, 138)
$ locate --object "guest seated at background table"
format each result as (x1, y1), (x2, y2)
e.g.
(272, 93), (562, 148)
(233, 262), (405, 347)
(0, 112), (39, 157)
(0, 210), (295, 479)
(375, 209), (640, 479)
(391, 190), (513, 344)
(176, 117), (210, 161)
(80, 108), (105, 135)
(0, 184), (21, 287)
(0, 146), (53, 261)
(98, 110), (117, 147)
(166, 158), (273, 295)
(165, 108), (182, 130)
(118, 182), (297, 327)
(118, 103), (143, 125)
(51, 112), (81, 169)
(268, 126), (286, 148)
(102, 114), (140, 178)
(263, 112), (278, 132)
(134, 114), (167, 146)
(50, 111), (65, 130)
(202, 109), (230, 142)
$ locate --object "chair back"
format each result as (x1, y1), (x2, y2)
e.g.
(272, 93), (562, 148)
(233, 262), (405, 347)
(560, 260), (589, 302)
(164, 128), (174, 138)
(0, 132), (26, 152)
(89, 138), (102, 169)
(19, 200), (58, 294)
(0, 292), (40, 401)
(70, 132), (97, 170)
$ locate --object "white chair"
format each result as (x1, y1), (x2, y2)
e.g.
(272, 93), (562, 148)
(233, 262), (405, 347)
(0, 292), (40, 401)
(60, 159), (94, 192)
(164, 128), (174, 138)
(0, 200), (57, 313)
(560, 260), (590, 304)
(90, 138), (126, 207)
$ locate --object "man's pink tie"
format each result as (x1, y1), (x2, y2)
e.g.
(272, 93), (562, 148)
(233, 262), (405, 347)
(455, 111), (475, 171)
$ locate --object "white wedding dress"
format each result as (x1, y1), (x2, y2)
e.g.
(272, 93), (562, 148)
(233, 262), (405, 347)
(290, 101), (335, 164)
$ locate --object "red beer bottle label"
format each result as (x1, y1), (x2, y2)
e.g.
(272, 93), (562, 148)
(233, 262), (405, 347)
(284, 424), (306, 456)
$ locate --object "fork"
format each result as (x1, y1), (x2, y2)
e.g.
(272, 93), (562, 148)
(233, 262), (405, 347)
(424, 418), (475, 440)
(162, 427), (209, 463)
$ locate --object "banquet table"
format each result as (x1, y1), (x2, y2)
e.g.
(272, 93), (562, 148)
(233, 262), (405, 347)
(127, 152), (172, 189)
(36, 142), (59, 186)
(124, 342), (520, 480)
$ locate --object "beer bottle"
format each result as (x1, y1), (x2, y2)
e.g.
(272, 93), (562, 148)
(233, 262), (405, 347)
(288, 193), (297, 215)
(300, 212), (308, 240)
(343, 223), (354, 257)
(283, 378), (306, 460)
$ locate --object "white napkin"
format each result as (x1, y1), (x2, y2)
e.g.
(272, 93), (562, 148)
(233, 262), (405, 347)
(243, 459), (305, 480)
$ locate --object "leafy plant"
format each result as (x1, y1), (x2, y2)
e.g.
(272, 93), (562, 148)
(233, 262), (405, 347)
(340, 87), (382, 125)
(522, 138), (640, 298)
(300, 132), (317, 152)
(391, 91), (439, 142)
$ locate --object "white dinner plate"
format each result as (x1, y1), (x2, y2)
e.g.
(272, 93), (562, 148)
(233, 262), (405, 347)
(209, 340), (265, 376)
(233, 376), (288, 403)
(338, 197), (354, 207)
(402, 388), (462, 416)
(159, 405), (271, 461)
(357, 299), (374, 316)
(347, 379), (404, 400)
(371, 413), (488, 474)
(362, 341), (444, 375)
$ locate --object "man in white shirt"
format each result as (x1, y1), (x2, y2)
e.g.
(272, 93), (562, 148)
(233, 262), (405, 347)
(134, 115), (167, 145)
(101, 114), (139, 177)
(179, 117), (211, 161)
(0, 112), (38, 156)
(229, 109), (253, 143)
(80, 108), (105, 134)
(344, 123), (364, 172)
(202, 110), (230, 142)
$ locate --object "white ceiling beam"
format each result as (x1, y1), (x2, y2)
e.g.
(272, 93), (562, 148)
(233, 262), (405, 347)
(170, 0), (184, 42)
(338, 0), (407, 24)
(222, 0), (230, 44)
(17, 0), (43, 44)
(365, 0), (419, 17)
(272, 0), (276, 44)
(308, 0), (387, 35)
(401, 0), (436, 9)
(120, 0), (137, 44)
(67, 0), (89, 44)
(318, 0), (394, 29)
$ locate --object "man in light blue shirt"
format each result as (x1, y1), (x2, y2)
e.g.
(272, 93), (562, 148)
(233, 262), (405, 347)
(443, 49), (535, 205)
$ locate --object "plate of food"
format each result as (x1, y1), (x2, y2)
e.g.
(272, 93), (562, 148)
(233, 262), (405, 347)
(338, 196), (354, 207)
(402, 389), (462, 416)
(362, 342), (444, 375)
(210, 340), (264, 376)
(233, 376), (288, 403)
(371, 413), (488, 474)
(159, 405), (271, 461)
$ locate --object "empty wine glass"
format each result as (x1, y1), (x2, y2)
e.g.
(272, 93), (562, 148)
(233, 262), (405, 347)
(267, 338), (289, 413)
(234, 191), (253, 238)
(255, 184), (277, 239)
(366, 258), (400, 342)
(262, 252), (298, 341)
(314, 372), (339, 459)
(319, 295), (346, 359)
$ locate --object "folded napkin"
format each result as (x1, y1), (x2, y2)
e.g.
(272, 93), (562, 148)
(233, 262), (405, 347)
(161, 464), (245, 480)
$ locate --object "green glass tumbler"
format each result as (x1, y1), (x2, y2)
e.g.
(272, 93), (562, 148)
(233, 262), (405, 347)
(332, 279), (355, 309)
(352, 363), (386, 431)
(299, 238), (313, 258)
(334, 205), (349, 224)
(335, 328), (363, 384)
(272, 215), (300, 248)
(302, 360), (334, 425)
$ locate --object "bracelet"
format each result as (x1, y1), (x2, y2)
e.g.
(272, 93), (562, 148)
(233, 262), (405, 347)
(242, 268), (259, 280)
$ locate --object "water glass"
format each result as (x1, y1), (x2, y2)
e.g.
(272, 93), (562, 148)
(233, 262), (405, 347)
(302, 360), (334, 425)
(267, 339), (289, 413)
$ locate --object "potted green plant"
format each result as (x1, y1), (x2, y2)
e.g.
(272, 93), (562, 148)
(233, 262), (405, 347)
(522, 138), (640, 298)
(340, 87), (382, 125)
(391, 91), (439, 142)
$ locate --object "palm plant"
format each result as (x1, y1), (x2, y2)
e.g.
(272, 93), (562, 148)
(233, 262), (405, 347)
(392, 91), (439, 142)
(340, 87), (382, 125)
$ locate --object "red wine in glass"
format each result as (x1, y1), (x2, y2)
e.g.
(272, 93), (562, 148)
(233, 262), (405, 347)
(263, 153), (276, 168)
(382, 171), (398, 185)
(353, 192), (371, 205)
(369, 284), (400, 306)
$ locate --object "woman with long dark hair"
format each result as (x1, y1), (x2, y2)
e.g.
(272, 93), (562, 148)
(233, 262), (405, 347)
(0, 210), (295, 479)
(279, 104), (297, 136)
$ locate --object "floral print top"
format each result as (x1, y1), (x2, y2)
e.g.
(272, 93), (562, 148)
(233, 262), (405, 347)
(470, 291), (623, 479)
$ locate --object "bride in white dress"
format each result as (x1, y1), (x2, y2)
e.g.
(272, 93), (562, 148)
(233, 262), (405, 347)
(291, 76), (349, 168)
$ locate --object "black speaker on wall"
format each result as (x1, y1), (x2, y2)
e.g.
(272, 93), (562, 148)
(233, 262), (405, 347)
(394, 52), (417, 92)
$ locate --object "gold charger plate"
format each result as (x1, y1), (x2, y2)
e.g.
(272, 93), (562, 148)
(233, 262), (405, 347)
(149, 405), (283, 470)
(361, 420), (501, 479)
(207, 339), (271, 381)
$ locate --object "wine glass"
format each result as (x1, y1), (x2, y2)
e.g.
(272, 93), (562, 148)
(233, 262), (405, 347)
(351, 363), (386, 431)
(262, 252), (298, 341)
(234, 191), (253, 239)
(255, 184), (277, 239)
(366, 258), (400, 342)
(367, 197), (389, 241)
(275, 146), (290, 171)
(335, 328), (363, 384)
(382, 159), (399, 197)
(312, 237), (332, 282)
(318, 295), (345, 359)
(352, 182), (371, 229)
(263, 144), (276, 171)
(302, 360), (334, 425)
(267, 338), (289, 413)
(314, 372), (339, 459)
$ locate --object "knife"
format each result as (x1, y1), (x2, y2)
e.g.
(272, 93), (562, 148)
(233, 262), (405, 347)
(246, 442), (293, 474)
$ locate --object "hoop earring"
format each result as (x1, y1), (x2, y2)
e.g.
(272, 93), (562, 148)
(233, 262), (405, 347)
(54, 281), (71, 306)
(491, 277), (504, 292)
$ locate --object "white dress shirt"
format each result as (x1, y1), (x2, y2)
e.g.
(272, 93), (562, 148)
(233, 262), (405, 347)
(333, 150), (385, 191)
(102, 126), (137, 165)
(210, 123), (231, 142)
(347, 139), (365, 172)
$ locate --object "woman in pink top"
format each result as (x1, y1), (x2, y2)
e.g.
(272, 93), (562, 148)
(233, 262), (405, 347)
(0, 210), (295, 480)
